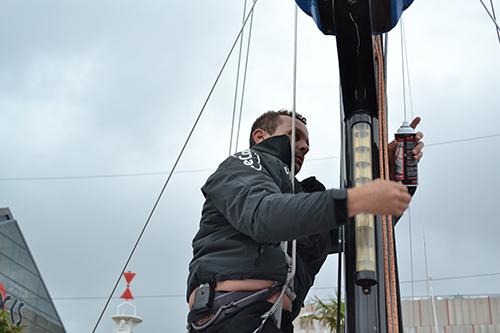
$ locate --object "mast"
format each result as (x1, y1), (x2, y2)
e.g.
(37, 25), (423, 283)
(333, 0), (416, 331)
(295, 0), (415, 331)
(333, 1), (405, 331)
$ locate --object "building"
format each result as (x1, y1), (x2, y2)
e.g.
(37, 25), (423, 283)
(402, 295), (500, 332)
(0, 207), (66, 333)
(295, 295), (500, 332)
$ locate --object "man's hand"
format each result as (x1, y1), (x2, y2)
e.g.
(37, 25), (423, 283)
(388, 116), (425, 180)
(347, 179), (412, 217)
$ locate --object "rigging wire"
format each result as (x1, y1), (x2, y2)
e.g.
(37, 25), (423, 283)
(3, 132), (500, 182)
(401, 18), (414, 120)
(290, 0), (299, 297)
(337, 81), (345, 333)
(229, 0), (248, 155)
(90, 1), (260, 331)
(400, 15), (417, 325)
(312, 271), (500, 290)
(234, 4), (255, 152)
(413, 167), (440, 331)
(400, 17), (408, 122)
(426, 133), (500, 146)
(256, 5), (299, 331)
(490, 0), (500, 45)
(407, 206), (417, 327)
(423, 232), (440, 333)
(291, 6), (298, 192)
(52, 271), (500, 301)
(479, 0), (500, 41)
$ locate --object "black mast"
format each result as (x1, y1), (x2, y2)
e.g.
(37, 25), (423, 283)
(333, 0), (402, 331)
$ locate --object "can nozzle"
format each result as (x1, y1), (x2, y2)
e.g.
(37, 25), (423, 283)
(396, 121), (416, 135)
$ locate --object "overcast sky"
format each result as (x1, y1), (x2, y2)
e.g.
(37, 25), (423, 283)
(1, 0), (500, 332)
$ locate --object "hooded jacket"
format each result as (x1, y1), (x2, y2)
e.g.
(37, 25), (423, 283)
(187, 135), (348, 318)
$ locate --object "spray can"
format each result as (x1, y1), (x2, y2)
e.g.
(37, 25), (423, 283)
(394, 121), (418, 189)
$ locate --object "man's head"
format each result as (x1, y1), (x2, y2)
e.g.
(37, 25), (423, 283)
(249, 109), (309, 173)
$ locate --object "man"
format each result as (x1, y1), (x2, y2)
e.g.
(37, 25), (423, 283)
(187, 110), (424, 332)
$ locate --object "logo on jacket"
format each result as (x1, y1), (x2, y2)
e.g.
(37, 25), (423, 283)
(233, 150), (262, 171)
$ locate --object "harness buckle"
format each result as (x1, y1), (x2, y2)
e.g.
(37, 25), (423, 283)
(192, 283), (214, 313)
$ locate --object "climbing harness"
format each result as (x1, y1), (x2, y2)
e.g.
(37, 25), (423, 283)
(187, 283), (283, 332)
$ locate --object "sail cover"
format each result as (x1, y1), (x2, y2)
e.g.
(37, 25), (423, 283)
(296, 0), (414, 35)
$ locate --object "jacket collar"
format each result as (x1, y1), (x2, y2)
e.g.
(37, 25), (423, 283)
(252, 135), (291, 169)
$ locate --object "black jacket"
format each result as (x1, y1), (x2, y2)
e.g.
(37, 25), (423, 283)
(187, 135), (348, 318)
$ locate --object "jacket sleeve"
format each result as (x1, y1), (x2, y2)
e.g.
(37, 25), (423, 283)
(298, 176), (343, 255)
(202, 156), (348, 243)
(295, 177), (342, 280)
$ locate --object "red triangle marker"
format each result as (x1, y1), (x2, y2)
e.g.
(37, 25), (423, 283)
(123, 271), (136, 284)
(121, 287), (134, 300)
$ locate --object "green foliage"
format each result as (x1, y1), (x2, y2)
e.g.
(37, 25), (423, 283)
(300, 295), (345, 333)
(0, 310), (24, 333)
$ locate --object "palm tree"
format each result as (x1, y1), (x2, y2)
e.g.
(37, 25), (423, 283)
(300, 295), (345, 332)
(0, 310), (24, 333)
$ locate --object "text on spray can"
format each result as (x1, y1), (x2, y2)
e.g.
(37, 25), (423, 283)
(394, 121), (418, 187)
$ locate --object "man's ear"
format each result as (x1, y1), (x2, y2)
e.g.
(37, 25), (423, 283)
(252, 128), (270, 145)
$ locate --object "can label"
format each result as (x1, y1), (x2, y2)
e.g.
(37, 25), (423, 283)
(394, 133), (418, 185)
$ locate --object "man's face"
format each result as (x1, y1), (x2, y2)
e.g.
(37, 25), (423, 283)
(264, 115), (310, 173)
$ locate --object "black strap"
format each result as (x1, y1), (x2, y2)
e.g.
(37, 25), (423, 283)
(188, 284), (282, 331)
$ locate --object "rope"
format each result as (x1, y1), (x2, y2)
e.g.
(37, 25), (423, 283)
(336, 226), (344, 333)
(375, 34), (393, 333)
(375, 34), (400, 333)
(375, 35), (393, 333)
(234, 5), (255, 152)
(91, 1), (260, 330)
(229, 0), (248, 155)
(289, 0), (299, 307)
(254, 5), (299, 332)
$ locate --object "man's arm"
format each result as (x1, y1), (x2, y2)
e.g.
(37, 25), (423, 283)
(202, 160), (348, 243)
(203, 155), (411, 244)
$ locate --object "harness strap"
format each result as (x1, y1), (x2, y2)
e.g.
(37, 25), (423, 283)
(187, 283), (282, 331)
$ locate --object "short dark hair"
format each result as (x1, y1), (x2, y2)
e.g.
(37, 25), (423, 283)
(249, 109), (307, 147)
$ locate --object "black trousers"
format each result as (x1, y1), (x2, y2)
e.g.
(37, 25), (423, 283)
(190, 301), (294, 333)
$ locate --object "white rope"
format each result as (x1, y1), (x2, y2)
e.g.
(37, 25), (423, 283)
(277, 1), (299, 325)
(234, 5), (255, 152)
(253, 4), (299, 332)
(289, 0), (299, 298)
(229, 0), (248, 155)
